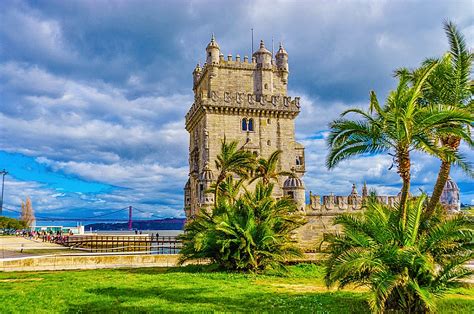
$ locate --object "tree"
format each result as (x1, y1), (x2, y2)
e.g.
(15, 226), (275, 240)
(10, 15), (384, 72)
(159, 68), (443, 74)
(213, 176), (244, 207)
(421, 21), (473, 215)
(179, 182), (304, 272)
(20, 197), (35, 227)
(324, 196), (473, 313)
(251, 150), (291, 186)
(180, 144), (304, 272)
(214, 138), (255, 205)
(327, 64), (471, 227)
(0, 216), (27, 230)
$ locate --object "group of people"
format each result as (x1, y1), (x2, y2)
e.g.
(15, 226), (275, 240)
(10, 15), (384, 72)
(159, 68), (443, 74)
(16, 229), (73, 244)
(40, 230), (73, 244)
(15, 230), (41, 240)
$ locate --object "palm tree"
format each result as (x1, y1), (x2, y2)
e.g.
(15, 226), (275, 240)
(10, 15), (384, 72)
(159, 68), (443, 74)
(324, 196), (473, 313)
(214, 137), (255, 205)
(179, 182), (304, 272)
(327, 63), (471, 227)
(212, 176), (245, 206)
(421, 21), (473, 215)
(251, 150), (291, 186)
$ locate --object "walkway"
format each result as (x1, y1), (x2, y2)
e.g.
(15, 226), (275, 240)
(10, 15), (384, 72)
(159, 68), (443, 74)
(0, 236), (65, 259)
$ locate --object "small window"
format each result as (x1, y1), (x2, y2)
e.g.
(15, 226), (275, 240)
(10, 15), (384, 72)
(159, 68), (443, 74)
(267, 140), (271, 146)
(248, 118), (254, 131)
(296, 157), (301, 166)
(267, 118), (271, 124)
(208, 52), (211, 57)
(242, 118), (248, 131)
(288, 191), (294, 199)
(264, 83), (268, 89)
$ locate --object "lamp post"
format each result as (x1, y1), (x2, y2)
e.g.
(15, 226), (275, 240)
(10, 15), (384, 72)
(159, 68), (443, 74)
(0, 169), (7, 216)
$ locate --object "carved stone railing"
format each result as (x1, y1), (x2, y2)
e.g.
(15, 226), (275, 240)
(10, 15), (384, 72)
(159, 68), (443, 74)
(185, 92), (300, 124)
(305, 193), (401, 215)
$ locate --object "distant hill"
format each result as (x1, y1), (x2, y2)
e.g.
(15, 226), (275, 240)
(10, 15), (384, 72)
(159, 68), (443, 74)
(85, 218), (186, 231)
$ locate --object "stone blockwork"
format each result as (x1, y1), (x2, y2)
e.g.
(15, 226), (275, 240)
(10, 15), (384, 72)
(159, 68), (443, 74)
(294, 183), (401, 251)
(184, 36), (306, 218)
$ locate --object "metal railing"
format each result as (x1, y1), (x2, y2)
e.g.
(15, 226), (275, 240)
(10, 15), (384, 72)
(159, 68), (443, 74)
(61, 235), (182, 254)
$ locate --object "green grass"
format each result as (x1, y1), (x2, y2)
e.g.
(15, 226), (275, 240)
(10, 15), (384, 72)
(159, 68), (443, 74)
(0, 264), (472, 313)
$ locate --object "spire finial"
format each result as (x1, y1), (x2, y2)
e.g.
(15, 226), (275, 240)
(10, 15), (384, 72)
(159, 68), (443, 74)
(260, 39), (265, 48)
(350, 183), (358, 196)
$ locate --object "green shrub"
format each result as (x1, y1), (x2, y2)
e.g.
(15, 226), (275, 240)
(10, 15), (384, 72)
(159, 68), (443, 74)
(324, 196), (473, 313)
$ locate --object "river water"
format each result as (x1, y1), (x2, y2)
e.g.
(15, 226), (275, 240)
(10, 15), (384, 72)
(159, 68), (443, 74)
(93, 230), (184, 237)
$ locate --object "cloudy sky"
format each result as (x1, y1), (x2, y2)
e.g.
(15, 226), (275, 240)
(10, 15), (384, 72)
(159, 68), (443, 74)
(0, 0), (472, 221)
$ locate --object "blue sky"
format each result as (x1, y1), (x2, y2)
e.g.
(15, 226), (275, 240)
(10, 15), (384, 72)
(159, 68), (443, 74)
(0, 0), (472, 220)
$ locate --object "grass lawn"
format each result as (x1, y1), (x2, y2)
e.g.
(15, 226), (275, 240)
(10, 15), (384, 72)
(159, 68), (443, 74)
(0, 264), (472, 313)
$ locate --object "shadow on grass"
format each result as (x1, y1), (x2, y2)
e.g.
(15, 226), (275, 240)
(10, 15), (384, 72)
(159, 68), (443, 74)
(116, 264), (228, 275)
(71, 285), (368, 313)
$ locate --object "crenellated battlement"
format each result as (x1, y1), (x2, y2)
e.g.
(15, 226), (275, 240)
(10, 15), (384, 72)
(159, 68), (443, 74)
(305, 190), (400, 215)
(193, 56), (285, 85)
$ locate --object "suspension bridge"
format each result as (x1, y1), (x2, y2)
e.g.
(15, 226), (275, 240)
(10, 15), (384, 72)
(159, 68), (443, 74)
(2, 205), (169, 230)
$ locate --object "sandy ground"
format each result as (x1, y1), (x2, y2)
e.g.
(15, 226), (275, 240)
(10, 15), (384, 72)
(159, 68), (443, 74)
(0, 236), (65, 259)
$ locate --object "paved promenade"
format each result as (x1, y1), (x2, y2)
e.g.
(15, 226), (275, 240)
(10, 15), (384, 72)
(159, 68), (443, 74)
(0, 236), (65, 259)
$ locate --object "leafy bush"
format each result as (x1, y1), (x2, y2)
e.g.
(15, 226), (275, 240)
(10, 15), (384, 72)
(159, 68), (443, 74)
(0, 216), (27, 230)
(179, 182), (304, 272)
(324, 196), (473, 313)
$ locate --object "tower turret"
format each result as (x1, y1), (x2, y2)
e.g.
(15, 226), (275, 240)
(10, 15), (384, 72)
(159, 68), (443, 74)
(362, 182), (368, 199)
(275, 43), (289, 84)
(253, 40), (273, 95)
(198, 163), (215, 211)
(440, 177), (461, 212)
(206, 34), (220, 64)
(283, 171), (305, 212)
(348, 183), (361, 206)
(253, 40), (272, 67)
(184, 178), (191, 217)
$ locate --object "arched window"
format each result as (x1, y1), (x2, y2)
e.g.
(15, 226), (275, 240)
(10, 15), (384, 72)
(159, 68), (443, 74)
(248, 118), (254, 131)
(296, 157), (301, 166)
(242, 118), (247, 131)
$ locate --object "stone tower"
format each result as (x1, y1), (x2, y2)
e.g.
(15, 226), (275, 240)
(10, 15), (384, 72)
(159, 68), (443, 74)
(184, 36), (305, 218)
(440, 177), (461, 212)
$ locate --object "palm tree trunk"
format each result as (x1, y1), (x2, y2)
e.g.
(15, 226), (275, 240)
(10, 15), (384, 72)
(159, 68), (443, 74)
(426, 136), (461, 217)
(214, 173), (226, 206)
(397, 149), (411, 228)
(426, 161), (451, 217)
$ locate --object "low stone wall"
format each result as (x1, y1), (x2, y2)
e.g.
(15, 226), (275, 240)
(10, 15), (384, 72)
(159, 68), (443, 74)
(0, 254), (185, 272)
(1, 252), (325, 272)
(294, 214), (342, 252)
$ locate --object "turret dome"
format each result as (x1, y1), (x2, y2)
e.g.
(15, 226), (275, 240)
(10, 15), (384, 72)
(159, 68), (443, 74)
(252, 40), (272, 67)
(206, 34), (220, 50)
(254, 40), (271, 55)
(275, 43), (288, 57)
(443, 177), (459, 192)
(348, 183), (359, 197)
(199, 163), (214, 182)
(283, 175), (305, 189)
